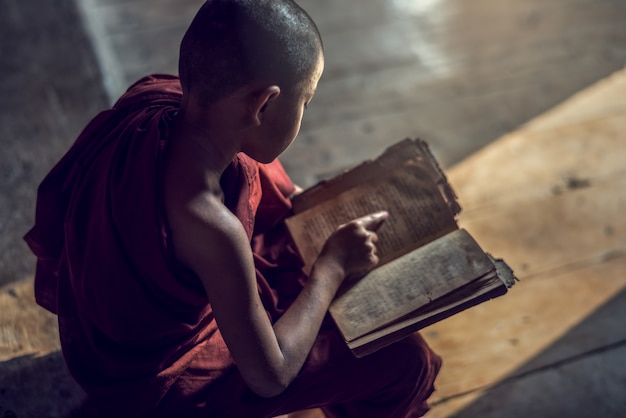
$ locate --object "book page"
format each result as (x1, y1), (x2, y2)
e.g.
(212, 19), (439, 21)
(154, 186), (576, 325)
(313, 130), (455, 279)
(329, 229), (495, 342)
(292, 139), (460, 217)
(285, 163), (458, 273)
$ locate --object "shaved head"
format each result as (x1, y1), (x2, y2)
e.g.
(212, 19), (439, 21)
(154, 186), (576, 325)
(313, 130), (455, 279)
(179, 0), (323, 106)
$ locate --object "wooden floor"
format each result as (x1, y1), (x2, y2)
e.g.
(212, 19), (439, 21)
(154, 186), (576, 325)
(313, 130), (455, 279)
(424, 66), (626, 418)
(1, 0), (625, 416)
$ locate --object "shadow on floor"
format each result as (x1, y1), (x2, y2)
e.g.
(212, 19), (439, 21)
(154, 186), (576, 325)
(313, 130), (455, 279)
(0, 351), (86, 418)
(449, 285), (626, 418)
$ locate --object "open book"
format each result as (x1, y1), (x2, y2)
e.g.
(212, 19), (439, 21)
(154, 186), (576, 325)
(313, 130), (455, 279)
(285, 139), (516, 357)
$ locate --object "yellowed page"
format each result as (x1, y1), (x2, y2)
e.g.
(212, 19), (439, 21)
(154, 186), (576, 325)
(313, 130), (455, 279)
(285, 163), (458, 273)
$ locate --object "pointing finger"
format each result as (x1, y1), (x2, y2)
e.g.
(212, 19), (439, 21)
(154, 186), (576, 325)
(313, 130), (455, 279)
(356, 211), (389, 231)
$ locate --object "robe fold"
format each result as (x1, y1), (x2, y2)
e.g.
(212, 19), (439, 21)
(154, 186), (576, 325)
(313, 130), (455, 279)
(25, 74), (440, 417)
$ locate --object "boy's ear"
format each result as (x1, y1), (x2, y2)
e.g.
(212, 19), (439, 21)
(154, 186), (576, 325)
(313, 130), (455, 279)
(249, 85), (280, 126)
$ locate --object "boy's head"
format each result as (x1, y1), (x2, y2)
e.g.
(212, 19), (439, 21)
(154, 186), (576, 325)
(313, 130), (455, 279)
(179, 0), (323, 107)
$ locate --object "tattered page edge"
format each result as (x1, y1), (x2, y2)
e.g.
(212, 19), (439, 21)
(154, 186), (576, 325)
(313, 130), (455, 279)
(414, 139), (461, 216)
(291, 138), (461, 217)
(487, 254), (518, 288)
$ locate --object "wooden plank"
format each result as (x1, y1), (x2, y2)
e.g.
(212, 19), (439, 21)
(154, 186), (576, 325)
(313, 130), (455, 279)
(428, 341), (626, 418)
(283, 0), (626, 186)
(302, 51), (626, 133)
(0, 279), (86, 416)
(0, 280), (59, 361)
(448, 102), (626, 210)
(423, 67), (626, 416)
(425, 257), (626, 405)
(283, 70), (626, 187)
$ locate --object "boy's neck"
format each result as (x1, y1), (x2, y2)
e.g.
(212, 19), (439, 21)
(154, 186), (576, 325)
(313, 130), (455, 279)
(172, 110), (240, 175)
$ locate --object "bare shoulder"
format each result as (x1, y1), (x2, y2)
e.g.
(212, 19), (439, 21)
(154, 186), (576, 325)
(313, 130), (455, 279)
(166, 190), (252, 276)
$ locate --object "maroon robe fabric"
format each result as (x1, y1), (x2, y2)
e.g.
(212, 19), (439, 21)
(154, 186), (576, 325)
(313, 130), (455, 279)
(24, 74), (441, 417)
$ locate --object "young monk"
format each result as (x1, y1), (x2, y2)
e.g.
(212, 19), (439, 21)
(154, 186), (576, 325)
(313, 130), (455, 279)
(24, 1), (441, 416)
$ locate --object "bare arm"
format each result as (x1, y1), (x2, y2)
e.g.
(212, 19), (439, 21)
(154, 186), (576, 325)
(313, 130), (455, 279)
(169, 192), (387, 397)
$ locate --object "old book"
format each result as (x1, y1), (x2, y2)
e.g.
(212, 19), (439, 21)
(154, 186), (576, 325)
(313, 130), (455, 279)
(285, 139), (516, 357)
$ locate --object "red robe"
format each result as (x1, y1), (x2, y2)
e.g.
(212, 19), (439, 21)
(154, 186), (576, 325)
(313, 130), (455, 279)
(25, 75), (440, 417)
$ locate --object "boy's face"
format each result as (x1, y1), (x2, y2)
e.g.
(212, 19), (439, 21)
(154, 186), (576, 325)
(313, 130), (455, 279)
(245, 51), (324, 163)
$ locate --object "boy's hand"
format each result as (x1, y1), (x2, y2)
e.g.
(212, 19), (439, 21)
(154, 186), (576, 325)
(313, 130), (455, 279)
(317, 210), (389, 280)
